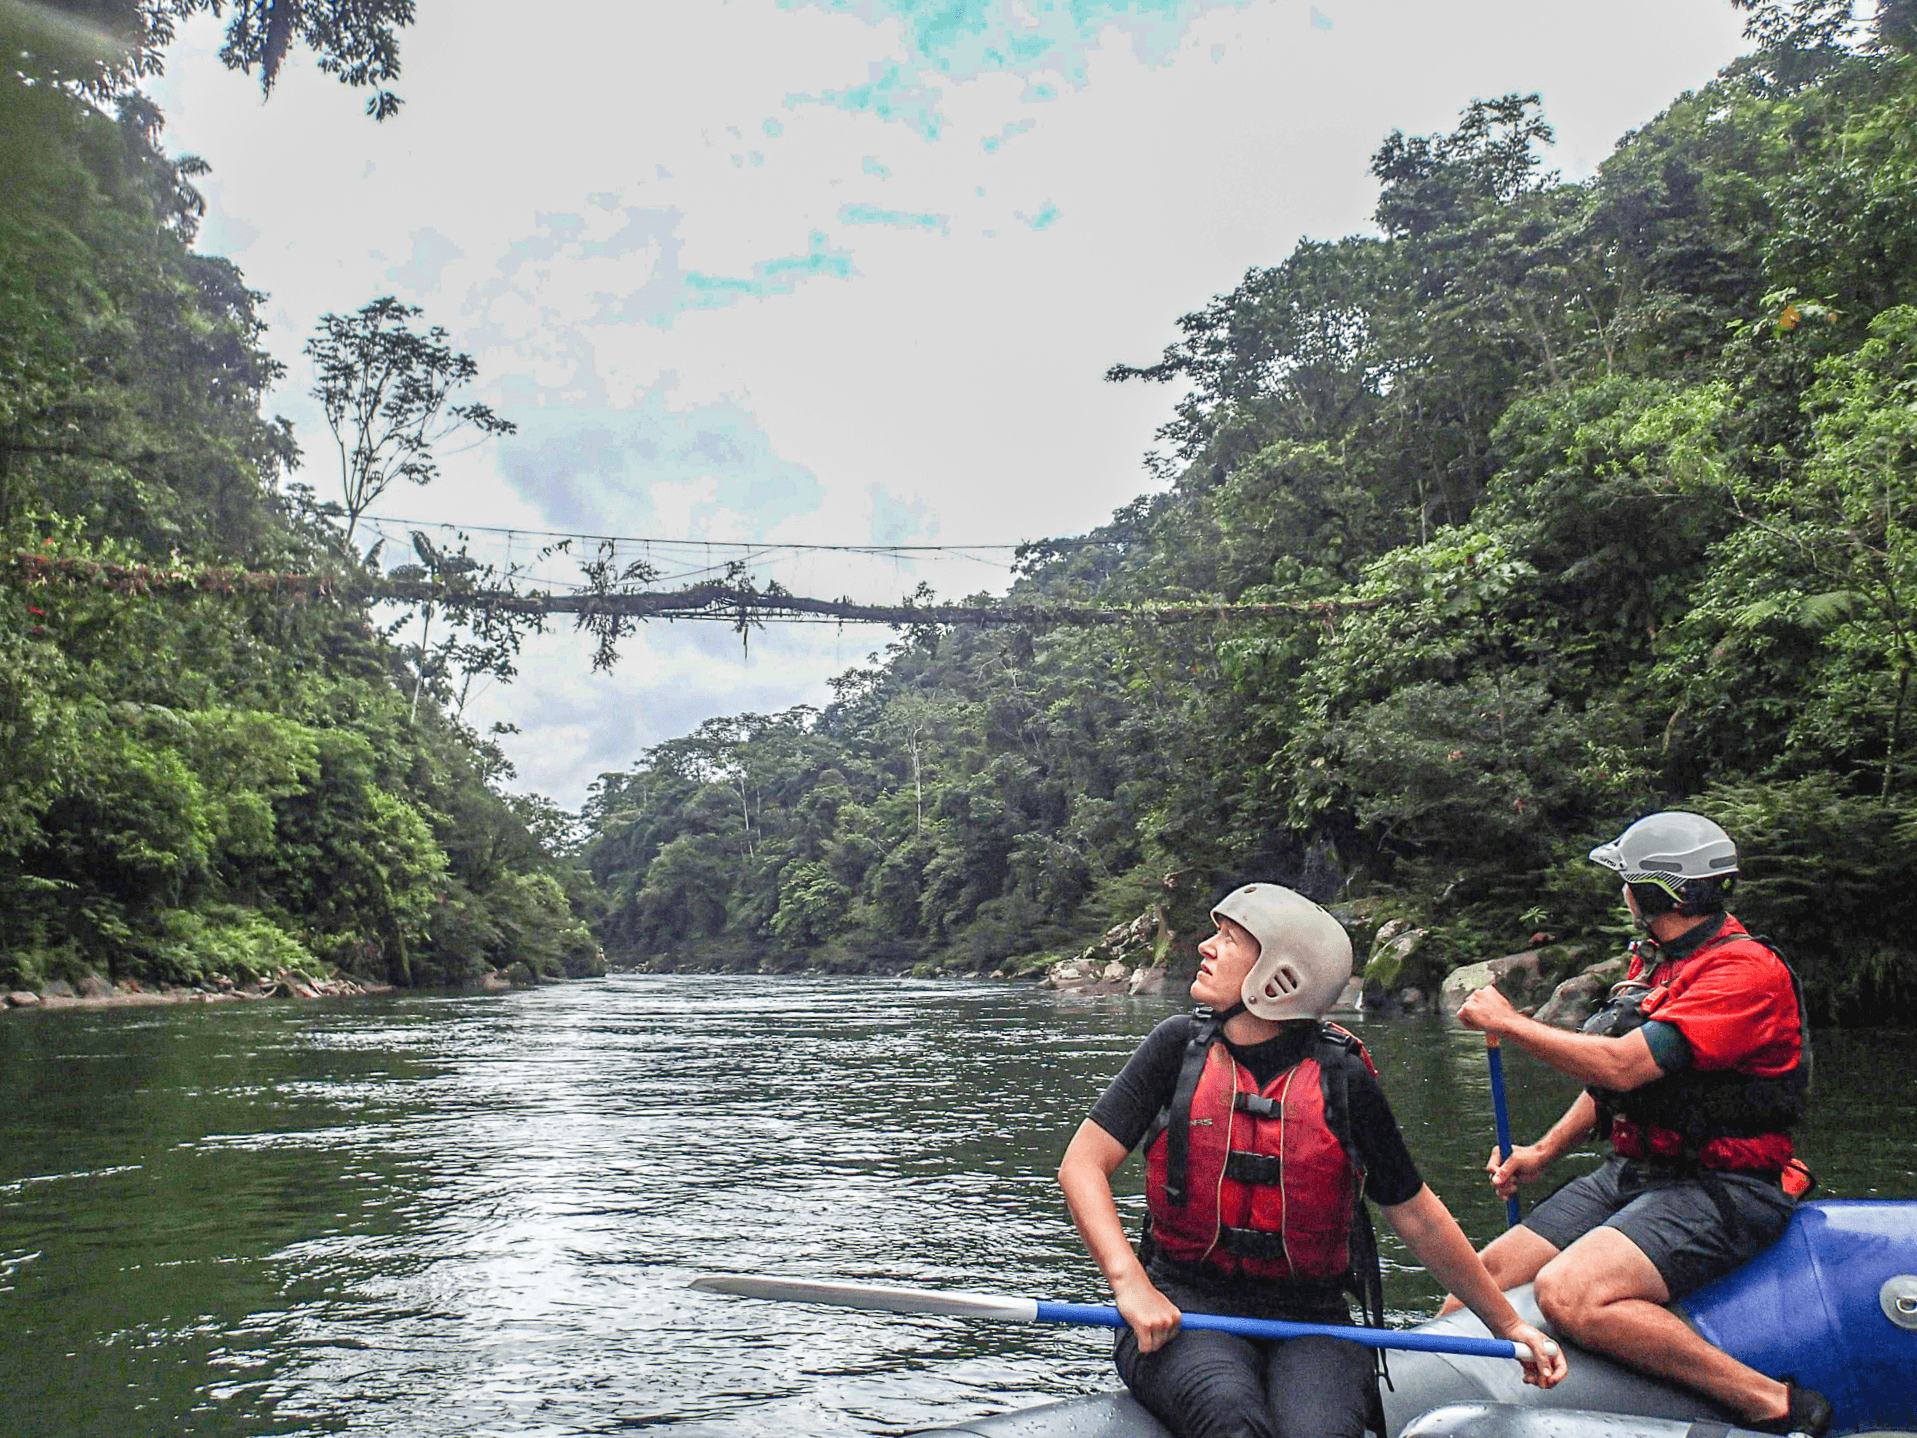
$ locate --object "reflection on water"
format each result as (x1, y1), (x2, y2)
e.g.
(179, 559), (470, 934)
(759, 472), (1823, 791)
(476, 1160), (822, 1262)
(0, 977), (1911, 1437)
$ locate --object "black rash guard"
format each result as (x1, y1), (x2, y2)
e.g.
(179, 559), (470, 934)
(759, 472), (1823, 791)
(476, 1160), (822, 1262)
(1088, 1014), (1425, 1208)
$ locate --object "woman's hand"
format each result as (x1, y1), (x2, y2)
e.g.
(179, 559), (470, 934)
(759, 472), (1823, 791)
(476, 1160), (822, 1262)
(1486, 1141), (1553, 1198)
(1493, 1318), (1567, 1389)
(1112, 1271), (1182, 1354)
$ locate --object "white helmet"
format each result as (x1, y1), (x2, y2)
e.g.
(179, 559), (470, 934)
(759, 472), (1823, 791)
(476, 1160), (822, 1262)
(1589, 811), (1738, 884)
(1589, 811), (1738, 913)
(1211, 883), (1354, 1021)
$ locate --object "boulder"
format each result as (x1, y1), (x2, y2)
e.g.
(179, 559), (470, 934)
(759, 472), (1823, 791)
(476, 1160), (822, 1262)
(1397, 987), (1427, 1013)
(1332, 974), (1363, 1013)
(1440, 950), (1552, 1013)
(74, 971), (111, 999)
(1363, 922), (1429, 993)
(1438, 960), (1496, 1012)
(1127, 966), (1166, 997)
(5, 990), (41, 1007)
(1045, 958), (1088, 988)
(477, 970), (511, 992)
(41, 978), (75, 1000)
(1533, 957), (1628, 1030)
(1101, 959), (1130, 982)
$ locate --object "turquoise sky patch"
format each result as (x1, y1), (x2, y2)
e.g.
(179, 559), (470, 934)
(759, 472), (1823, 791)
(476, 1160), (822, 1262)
(839, 204), (951, 234)
(685, 231), (856, 308)
(1019, 200), (1060, 230)
(781, 0), (1255, 137)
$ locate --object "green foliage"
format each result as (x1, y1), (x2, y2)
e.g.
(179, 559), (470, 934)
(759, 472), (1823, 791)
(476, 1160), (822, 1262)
(1695, 775), (1917, 1014)
(0, 57), (596, 994)
(576, 27), (1917, 1019)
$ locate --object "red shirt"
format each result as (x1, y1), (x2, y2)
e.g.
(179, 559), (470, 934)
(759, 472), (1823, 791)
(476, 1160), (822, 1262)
(1628, 915), (1802, 1076)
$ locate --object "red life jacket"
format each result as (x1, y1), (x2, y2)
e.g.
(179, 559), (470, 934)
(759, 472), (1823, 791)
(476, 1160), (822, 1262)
(1144, 1021), (1373, 1283)
(1584, 921), (1809, 1174)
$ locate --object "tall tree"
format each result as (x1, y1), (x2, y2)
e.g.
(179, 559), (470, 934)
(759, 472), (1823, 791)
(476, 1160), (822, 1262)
(305, 297), (515, 551)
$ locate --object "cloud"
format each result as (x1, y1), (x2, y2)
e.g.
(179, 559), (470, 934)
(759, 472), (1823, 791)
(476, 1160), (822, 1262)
(981, 117), (1036, 153)
(867, 483), (938, 545)
(385, 227), (466, 295)
(469, 207), (857, 334)
(495, 378), (827, 541)
(787, 60), (949, 139)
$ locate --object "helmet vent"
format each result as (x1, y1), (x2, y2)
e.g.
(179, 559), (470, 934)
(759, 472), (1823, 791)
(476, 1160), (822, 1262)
(1263, 964), (1301, 999)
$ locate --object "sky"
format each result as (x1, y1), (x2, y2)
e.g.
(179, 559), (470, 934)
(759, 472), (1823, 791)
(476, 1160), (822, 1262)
(148, 0), (1751, 809)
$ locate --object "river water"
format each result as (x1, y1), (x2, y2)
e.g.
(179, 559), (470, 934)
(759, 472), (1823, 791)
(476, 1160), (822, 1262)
(2, 976), (1913, 1438)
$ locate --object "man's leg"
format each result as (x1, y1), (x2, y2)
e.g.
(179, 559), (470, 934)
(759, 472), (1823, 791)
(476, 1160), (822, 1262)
(1435, 1225), (1560, 1315)
(1533, 1228), (1789, 1422)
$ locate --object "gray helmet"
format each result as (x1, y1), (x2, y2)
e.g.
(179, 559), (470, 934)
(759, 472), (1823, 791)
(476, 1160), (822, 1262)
(1210, 883), (1353, 1021)
(1589, 812), (1738, 913)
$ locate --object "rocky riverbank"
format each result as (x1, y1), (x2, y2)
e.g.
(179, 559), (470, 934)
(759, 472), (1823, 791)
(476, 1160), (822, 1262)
(1364, 920), (1628, 1028)
(4, 970), (396, 1011)
(1036, 904), (1629, 1030)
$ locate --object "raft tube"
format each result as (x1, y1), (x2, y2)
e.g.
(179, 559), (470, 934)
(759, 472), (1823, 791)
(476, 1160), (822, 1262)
(912, 1201), (1917, 1438)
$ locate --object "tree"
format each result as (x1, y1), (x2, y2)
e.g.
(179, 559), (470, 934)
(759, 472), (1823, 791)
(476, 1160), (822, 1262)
(9, 0), (416, 118)
(305, 297), (514, 551)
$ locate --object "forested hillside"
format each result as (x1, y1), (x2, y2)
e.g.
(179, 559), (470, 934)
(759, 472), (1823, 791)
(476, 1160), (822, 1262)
(580, 2), (1917, 1020)
(0, 3), (599, 993)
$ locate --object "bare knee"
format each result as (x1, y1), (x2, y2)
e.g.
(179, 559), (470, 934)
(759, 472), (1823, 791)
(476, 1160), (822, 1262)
(1480, 1244), (1530, 1290)
(1479, 1227), (1557, 1291)
(1533, 1262), (1590, 1339)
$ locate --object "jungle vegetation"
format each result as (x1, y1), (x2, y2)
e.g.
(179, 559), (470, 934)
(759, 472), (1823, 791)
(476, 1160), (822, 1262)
(0, 0), (600, 991)
(578, 1), (1917, 1020)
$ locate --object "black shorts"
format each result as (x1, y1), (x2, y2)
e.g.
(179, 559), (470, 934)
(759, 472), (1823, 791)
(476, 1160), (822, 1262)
(1522, 1154), (1795, 1299)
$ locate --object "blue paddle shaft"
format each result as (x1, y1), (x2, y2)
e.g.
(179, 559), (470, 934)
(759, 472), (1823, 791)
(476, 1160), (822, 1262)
(1486, 1041), (1523, 1229)
(1030, 1302), (1523, 1360)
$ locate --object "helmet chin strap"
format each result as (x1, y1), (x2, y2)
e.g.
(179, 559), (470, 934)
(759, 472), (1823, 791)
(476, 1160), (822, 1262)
(1216, 1000), (1248, 1023)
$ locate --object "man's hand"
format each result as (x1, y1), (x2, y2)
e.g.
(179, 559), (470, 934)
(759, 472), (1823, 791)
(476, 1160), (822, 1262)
(1493, 1318), (1568, 1389)
(1457, 983), (1520, 1035)
(1111, 1271), (1182, 1353)
(1486, 1141), (1554, 1197)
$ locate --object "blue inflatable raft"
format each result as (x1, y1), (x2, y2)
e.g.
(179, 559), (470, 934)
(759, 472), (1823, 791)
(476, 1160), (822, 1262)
(913, 1201), (1917, 1438)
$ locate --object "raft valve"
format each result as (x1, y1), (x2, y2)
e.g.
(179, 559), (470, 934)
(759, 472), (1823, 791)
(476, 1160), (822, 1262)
(1882, 1276), (1917, 1331)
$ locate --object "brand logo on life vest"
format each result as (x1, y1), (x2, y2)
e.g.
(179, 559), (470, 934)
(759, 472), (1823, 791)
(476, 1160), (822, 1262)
(1192, 1118), (1213, 1126)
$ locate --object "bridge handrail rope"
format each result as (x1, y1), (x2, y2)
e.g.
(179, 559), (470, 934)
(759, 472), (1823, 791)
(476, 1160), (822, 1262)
(4, 550), (1381, 629)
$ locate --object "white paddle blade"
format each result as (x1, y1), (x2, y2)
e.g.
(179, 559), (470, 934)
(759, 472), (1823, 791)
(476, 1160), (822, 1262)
(691, 1274), (1040, 1322)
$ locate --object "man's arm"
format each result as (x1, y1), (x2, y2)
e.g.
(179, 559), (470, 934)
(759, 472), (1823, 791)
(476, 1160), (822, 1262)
(1490, 1090), (1598, 1196)
(1457, 985), (1665, 1091)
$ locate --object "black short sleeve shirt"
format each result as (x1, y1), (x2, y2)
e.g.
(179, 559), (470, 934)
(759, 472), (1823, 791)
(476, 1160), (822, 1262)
(1087, 1014), (1425, 1208)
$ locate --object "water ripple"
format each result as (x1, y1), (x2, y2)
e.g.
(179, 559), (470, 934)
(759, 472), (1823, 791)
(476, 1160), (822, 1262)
(1, 976), (1911, 1438)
